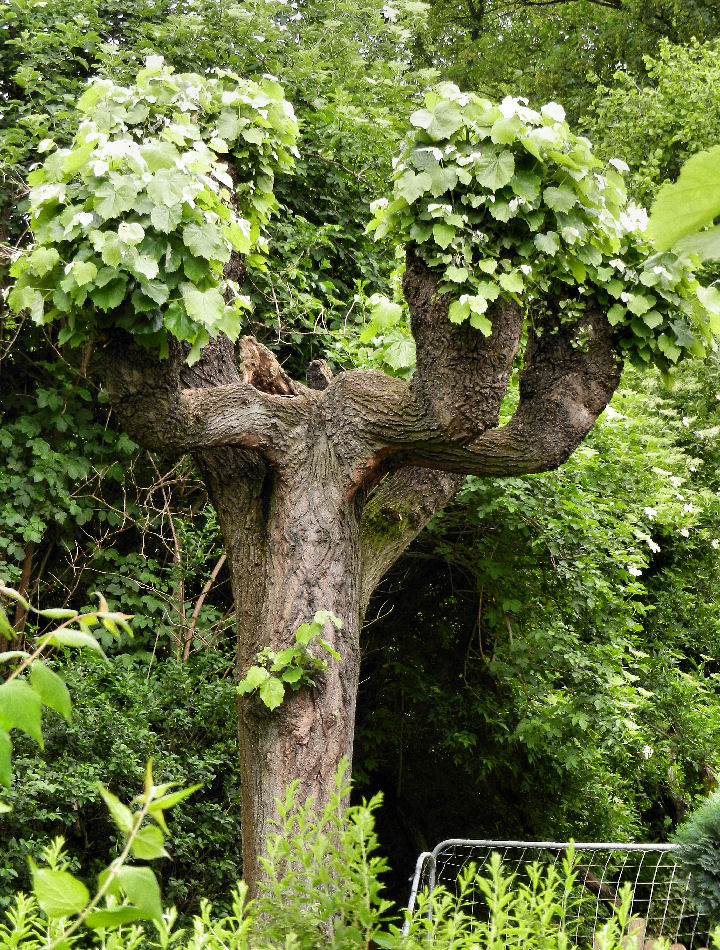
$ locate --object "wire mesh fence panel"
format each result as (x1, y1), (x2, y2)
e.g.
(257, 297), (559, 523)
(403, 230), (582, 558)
(404, 840), (709, 948)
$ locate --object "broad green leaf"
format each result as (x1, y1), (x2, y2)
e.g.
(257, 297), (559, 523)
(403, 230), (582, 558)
(295, 621), (321, 645)
(498, 271), (524, 293)
(91, 278), (127, 312)
(648, 146), (720, 250)
(657, 332), (682, 363)
(182, 222), (230, 262)
(237, 666), (269, 693)
(28, 247), (60, 277)
(534, 232), (560, 255)
(0, 680), (43, 746)
(448, 299), (470, 324)
(433, 222), (455, 249)
(626, 293), (655, 316)
(86, 907), (148, 930)
(129, 253), (160, 281)
(396, 170), (432, 205)
(181, 284), (226, 324)
(32, 868), (89, 918)
(30, 662), (71, 723)
(118, 222), (145, 245)
(543, 185), (577, 213)
(281, 666), (304, 684)
(258, 676), (285, 710)
(147, 169), (187, 207)
(47, 629), (107, 657)
(473, 150), (515, 191)
(97, 783), (133, 834)
(427, 102), (464, 141)
(131, 824), (168, 860)
(490, 115), (523, 145)
(140, 141), (180, 171)
(675, 225), (720, 262)
(0, 729), (10, 788)
(150, 203), (183, 234)
(164, 301), (196, 341)
(469, 312), (492, 334)
(115, 866), (163, 923)
(445, 266), (469, 283)
(427, 164), (458, 197)
(72, 261), (98, 287)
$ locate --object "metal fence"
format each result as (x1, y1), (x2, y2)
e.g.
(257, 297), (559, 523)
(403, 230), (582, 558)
(404, 839), (709, 947)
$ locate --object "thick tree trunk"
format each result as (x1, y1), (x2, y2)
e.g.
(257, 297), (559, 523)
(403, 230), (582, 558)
(234, 468), (362, 892)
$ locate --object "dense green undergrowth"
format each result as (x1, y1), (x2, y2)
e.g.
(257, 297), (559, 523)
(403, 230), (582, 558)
(0, 653), (241, 916)
(4, 768), (718, 950)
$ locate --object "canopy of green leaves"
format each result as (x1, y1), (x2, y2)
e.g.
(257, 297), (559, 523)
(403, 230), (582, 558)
(368, 84), (718, 370)
(7, 57), (299, 362)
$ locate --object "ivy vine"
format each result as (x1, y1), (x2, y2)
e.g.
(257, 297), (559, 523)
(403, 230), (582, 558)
(368, 84), (720, 370)
(8, 57), (299, 363)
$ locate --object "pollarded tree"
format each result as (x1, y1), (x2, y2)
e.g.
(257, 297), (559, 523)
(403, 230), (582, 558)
(8, 63), (718, 889)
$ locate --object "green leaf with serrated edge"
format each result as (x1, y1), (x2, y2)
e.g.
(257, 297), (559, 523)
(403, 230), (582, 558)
(72, 261), (97, 287)
(32, 868), (89, 918)
(28, 247), (60, 277)
(498, 271), (524, 293)
(469, 312), (493, 334)
(448, 299), (470, 323)
(97, 783), (133, 834)
(115, 866), (163, 924)
(296, 621), (321, 646)
(384, 337), (416, 370)
(626, 293), (655, 316)
(146, 783), (202, 813)
(237, 666), (269, 694)
(182, 222), (230, 262)
(397, 170), (432, 204)
(490, 115), (523, 145)
(445, 266), (468, 282)
(131, 824), (168, 860)
(433, 222), (455, 249)
(648, 145), (720, 250)
(30, 663), (71, 723)
(281, 667), (304, 684)
(181, 284), (225, 324)
(534, 232), (560, 255)
(473, 150), (515, 191)
(91, 278), (127, 312)
(543, 186), (577, 213)
(0, 681), (43, 746)
(0, 729), (10, 787)
(258, 676), (285, 710)
(47, 629), (107, 657)
(150, 204), (183, 234)
(427, 102), (464, 141)
(164, 302), (196, 341)
(86, 907), (148, 930)
(147, 169), (186, 207)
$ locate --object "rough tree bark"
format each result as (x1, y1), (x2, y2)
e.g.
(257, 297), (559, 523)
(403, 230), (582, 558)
(102, 252), (622, 893)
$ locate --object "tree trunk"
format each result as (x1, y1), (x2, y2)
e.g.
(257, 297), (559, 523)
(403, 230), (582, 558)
(231, 457), (363, 893)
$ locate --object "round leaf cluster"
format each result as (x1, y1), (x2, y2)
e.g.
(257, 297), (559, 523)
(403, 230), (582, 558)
(368, 83), (718, 370)
(8, 57), (299, 363)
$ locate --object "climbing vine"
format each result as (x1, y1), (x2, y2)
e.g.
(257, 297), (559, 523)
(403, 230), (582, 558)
(8, 57), (299, 363)
(368, 84), (719, 370)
